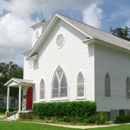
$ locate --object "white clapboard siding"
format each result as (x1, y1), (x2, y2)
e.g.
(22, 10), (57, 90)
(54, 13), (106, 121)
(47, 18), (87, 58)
(95, 45), (130, 111)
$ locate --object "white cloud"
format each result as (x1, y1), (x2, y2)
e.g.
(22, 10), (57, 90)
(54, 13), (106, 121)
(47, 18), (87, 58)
(0, 13), (34, 66)
(82, 4), (103, 28)
(0, 0), (103, 66)
(0, 13), (34, 48)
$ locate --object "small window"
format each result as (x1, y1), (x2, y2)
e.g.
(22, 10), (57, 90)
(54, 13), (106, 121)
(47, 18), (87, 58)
(77, 72), (84, 97)
(11, 99), (15, 107)
(52, 66), (67, 98)
(56, 34), (65, 47)
(126, 77), (130, 98)
(40, 79), (45, 99)
(105, 73), (111, 97)
(0, 98), (4, 106)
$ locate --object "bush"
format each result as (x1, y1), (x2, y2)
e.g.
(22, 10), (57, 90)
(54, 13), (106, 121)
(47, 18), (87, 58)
(20, 113), (35, 120)
(88, 112), (108, 124)
(0, 107), (18, 113)
(33, 101), (96, 121)
(0, 107), (6, 113)
(115, 115), (130, 123)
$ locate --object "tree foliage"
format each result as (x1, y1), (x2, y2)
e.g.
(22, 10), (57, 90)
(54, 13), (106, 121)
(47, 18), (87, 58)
(0, 61), (23, 97)
(110, 26), (130, 41)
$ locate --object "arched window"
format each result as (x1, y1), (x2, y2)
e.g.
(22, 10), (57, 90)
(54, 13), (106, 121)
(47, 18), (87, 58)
(52, 66), (67, 98)
(105, 73), (111, 97)
(126, 77), (130, 98)
(77, 72), (84, 97)
(40, 79), (45, 99)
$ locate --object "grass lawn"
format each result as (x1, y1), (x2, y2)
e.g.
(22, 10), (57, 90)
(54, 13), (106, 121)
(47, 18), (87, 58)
(0, 113), (5, 116)
(0, 121), (79, 130)
(0, 121), (130, 130)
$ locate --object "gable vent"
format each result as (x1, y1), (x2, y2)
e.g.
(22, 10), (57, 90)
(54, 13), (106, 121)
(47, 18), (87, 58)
(56, 34), (64, 47)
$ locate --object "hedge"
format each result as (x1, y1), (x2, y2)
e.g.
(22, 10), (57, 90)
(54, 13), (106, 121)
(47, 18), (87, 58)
(115, 115), (130, 123)
(0, 107), (18, 113)
(33, 101), (96, 119)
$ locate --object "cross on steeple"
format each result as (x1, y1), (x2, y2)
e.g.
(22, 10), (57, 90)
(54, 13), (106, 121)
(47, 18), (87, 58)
(42, 2), (47, 20)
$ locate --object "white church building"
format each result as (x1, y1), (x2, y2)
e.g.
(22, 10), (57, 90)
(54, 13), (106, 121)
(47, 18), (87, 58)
(5, 13), (130, 118)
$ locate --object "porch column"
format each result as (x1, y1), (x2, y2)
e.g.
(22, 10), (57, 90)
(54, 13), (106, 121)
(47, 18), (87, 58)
(18, 84), (22, 112)
(6, 86), (10, 112)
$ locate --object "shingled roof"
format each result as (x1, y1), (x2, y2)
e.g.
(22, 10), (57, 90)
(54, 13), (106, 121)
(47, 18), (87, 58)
(58, 14), (130, 51)
(27, 13), (130, 59)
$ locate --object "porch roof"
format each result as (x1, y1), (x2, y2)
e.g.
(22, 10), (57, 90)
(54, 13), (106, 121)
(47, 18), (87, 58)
(4, 78), (34, 87)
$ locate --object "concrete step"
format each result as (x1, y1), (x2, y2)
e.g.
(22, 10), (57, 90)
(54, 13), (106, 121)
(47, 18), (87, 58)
(6, 113), (18, 121)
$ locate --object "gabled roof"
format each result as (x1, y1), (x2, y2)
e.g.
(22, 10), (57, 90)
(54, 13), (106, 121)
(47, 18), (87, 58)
(5, 78), (34, 87)
(59, 14), (130, 50)
(27, 13), (130, 59)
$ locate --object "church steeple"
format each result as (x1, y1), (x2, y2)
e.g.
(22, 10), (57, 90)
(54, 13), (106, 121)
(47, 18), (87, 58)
(42, 2), (47, 21)
(31, 20), (49, 47)
(30, 2), (49, 47)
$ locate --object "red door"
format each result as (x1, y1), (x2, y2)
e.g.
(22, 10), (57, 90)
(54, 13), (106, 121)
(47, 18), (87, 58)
(26, 87), (33, 110)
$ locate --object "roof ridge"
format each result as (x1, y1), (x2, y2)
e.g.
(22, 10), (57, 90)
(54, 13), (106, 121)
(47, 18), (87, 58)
(57, 13), (130, 43)
(57, 13), (107, 33)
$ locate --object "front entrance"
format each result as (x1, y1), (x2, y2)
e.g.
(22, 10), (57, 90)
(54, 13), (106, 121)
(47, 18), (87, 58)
(26, 87), (33, 110)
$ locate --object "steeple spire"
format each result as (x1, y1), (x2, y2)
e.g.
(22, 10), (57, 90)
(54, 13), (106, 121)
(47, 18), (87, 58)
(42, 2), (47, 20)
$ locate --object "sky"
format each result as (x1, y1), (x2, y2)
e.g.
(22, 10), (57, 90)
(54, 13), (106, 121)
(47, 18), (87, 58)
(0, 0), (130, 67)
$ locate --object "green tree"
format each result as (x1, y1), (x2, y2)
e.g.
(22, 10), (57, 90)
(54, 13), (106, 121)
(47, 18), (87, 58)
(0, 61), (23, 97)
(110, 26), (130, 41)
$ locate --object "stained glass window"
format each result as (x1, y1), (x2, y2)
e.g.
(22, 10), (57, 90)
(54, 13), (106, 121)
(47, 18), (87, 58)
(105, 73), (111, 97)
(52, 66), (67, 98)
(57, 67), (62, 77)
(52, 76), (59, 98)
(126, 77), (130, 98)
(40, 79), (45, 99)
(77, 72), (84, 97)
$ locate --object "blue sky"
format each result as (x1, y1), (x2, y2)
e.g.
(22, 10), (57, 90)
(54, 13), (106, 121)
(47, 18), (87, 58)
(0, 0), (130, 67)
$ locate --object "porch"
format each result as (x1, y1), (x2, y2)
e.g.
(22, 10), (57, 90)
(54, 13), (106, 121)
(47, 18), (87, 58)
(4, 78), (34, 120)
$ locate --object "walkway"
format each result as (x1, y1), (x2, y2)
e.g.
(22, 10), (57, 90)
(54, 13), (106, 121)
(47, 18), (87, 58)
(48, 123), (121, 129)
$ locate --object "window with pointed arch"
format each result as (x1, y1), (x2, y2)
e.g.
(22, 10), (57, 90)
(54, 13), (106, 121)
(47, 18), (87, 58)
(77, 72), (84, 97)
(126, 77), (130, 98)
(40, 79), (45, 99)
(105, 73), (111, 97)
(52, 66), (67, 98)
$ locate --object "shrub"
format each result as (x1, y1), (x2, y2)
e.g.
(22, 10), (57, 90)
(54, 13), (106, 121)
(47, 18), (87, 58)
(88, 112), (108, 124)
(20, 113), (35, 120)
(0, 107), (6, 113)
(9, 107), (18, 112)
(115, 115), (130, 123)
(33, 101), (96, 121)
(0, 107), (18, 113)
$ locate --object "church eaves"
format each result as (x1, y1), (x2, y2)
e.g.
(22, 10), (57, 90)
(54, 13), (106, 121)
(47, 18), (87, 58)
(27, 13), (130, 59)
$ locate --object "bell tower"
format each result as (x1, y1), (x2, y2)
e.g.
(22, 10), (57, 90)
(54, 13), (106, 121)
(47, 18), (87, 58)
(30, 2), (49, 47)
(31, 20), (49, 47)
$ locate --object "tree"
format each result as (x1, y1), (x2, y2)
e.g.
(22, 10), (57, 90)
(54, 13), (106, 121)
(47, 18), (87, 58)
(0, 61), (23, 97)
(110, 26), (130, 41)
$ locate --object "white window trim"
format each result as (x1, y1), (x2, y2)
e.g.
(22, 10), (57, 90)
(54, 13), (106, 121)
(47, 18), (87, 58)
(56, 33), (66, 49)
(104, 73), (111, 97)
(40, 79), (45, 100)
(51, 66), (68, 99)
(51, 97), (69, 101)
(76, 72), (85, 100)
(126, 77), (130, 99)
(39, 99), (45, 102)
